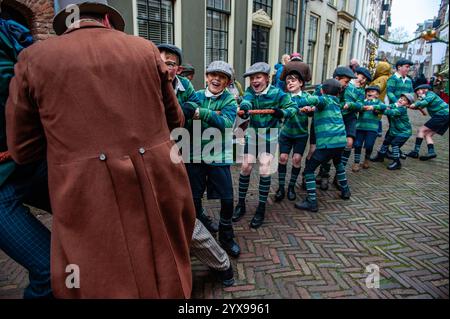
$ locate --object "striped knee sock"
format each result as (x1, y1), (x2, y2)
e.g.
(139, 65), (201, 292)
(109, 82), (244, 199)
(380, 144), (389, 154)
(305, 173), (317, 202)
(335, 163), (350, 192)
(238, 174), (250, 203)
(259, 176), (272, 205)
(414, 138), (424, 152)
(289, 167), (301, 188)
(427, 144), (436, 155)
(354, 147), (362, 164)
(278, 164), (287, 189)
(392, 145), (400, 160)
(219, 199), (234, 231)
(341, 148), (352, 167)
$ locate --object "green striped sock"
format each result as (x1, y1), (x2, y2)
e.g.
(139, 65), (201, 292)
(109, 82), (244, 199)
(289, 167), (301, 187)
(305, 173), (317, 202)
(238, 174), (250, 202)
(278, 164), (287, 189)
(259, 176), (272, 204)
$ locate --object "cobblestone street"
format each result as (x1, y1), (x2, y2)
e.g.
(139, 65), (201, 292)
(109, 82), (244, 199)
(1, 111), (448, 299)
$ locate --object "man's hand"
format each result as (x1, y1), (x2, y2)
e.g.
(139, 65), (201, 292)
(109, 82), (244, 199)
(271, 108), (284, 119)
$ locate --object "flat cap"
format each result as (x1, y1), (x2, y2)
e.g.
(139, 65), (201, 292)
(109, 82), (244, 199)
(206, 61), (234, 79)
(355, 66), (373, 82)
(414, 84), (432, 91)
(322, 79), (342, 96)
(395, 58), (413, 69)
(244, 62), (271, 78)
(333, 66), (357, 79)
(401, 93), (415, 104)
(157, 44), (183, 65)
(365, 85), (381, 94)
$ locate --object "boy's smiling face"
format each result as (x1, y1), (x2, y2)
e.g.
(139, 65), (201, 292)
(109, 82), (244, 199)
(415, 88), (428, 97)
(250, 73), (269, 93)
(356, 73), (368, 87)
(206, 72), (231, 95)
(397, 64), (411, 77)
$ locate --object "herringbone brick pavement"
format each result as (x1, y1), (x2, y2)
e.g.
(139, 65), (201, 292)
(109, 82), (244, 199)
(1, 110), (448, 299)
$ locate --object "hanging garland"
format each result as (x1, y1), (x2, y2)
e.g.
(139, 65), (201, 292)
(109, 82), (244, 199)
(368, 28), (449, 45)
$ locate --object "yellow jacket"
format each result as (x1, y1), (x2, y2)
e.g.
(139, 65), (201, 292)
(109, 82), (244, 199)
(369, 62), (392, 102)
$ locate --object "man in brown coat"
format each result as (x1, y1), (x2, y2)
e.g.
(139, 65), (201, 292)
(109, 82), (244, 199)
(6, 0), (195, 299)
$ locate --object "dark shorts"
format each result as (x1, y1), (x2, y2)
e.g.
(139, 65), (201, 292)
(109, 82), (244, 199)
(343, 114), (357, 139)
(354, 130), (378, 150)
(304, 148), (345, 174)
(243, 140), (278, 157)
(309, 121), (316, 145)
(279, 134), (308, 156)
(185, 164), (233, 200)
(425, 113), (449, 136)
(384, 135), (409, 148)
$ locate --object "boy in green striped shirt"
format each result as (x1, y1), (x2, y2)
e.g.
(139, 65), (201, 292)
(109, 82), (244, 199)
(275, 61), (313, 203)
(294, 79), (351, 213)
(350, 85), (385, 172)
(182, 61), (240, 257)
(232, 62), (298, 229)
(406, 84), (449, 161)
(370, 93), (413, 170)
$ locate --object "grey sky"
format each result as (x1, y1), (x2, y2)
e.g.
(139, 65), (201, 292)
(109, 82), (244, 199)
(390, 0), (441, 37)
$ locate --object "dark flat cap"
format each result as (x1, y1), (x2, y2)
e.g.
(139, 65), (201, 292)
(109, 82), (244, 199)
(322, 79), (342, 96)
(157, 44), (183, 65)
(333, 66), (357, 79)
(395, 58), (413, 69)
(355, 67), (373, 82)
(414, 84), (432, 91)
(365, 85), (381, 93)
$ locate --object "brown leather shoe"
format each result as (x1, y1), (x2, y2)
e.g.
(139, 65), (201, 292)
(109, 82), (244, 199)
(352, 163), (361, 172)
(362, 160), (370, 169)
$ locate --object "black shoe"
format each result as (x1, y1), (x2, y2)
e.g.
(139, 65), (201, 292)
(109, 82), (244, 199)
(370, 152), (386, 162)
(250, 205), (266, 229)
(232, 202), (246, 222)
(406, 150), (419, 159)
(197, 209), (219, 234)
(340, 188), (351, 200)
(219, 230), (241, 258)
(214, 265), (235, 287)
(274, 188), (285, 202)
(287, 185), (297, 201)
(387, 159), (402, 170)
(419, 153), (437, 161)
(320, 177), (329, 191)
(294, 198), (319, 213)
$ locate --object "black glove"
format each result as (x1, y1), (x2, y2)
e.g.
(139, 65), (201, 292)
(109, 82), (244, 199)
(272, 108), (284, 119)
(181, 103), (196, 120)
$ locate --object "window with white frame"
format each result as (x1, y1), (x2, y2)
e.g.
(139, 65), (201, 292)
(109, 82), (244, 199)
(253, 0), (273, 17)
(206, 0), (231, 65)
(285, 0), (298, 55)
(322, 22), (334, 81)
(137, 0), (174, 44)
(307, 15), (319, 72)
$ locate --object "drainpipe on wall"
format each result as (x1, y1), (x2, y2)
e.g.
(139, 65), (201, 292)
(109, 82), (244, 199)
(298, 0), (308, 56)
(350, 0), (360, 59)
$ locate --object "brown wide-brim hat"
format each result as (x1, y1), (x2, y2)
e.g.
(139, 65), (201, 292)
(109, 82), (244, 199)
(280, 61), (312, 83)
(53, 1), (125, 35)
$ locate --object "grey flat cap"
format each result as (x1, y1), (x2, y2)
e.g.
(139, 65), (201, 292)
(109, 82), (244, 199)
(206, 61), (233, 79)
(401, 93), (415, 104)
(244, 62), (271, 78)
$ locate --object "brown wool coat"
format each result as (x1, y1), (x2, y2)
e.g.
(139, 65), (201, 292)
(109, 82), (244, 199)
(6, 22), (195, 299)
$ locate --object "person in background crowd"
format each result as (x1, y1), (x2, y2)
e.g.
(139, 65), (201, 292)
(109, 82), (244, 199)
(273, 54), (291, 91)
(369, 61), (392, 137)
(349, 58), (360, 74)
(1, 14), (52, 299)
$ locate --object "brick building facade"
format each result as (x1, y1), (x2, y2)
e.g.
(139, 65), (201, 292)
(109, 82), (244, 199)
(1, 0), (55, 41)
